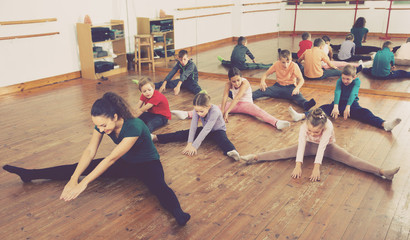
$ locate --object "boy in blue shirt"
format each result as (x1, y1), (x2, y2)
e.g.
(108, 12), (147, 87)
(289, 65), (401, 131)
(155, 49), (202, 95)
(218, 36), (272, 70)
(362, 41), (410, 79)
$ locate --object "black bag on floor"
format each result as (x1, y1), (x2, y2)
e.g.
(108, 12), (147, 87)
(94, 61), (114, 73)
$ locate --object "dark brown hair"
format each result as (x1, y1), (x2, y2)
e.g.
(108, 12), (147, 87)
(91, 92), (134, 120)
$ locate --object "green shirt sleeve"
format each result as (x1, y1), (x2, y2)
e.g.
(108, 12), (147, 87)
(347, 78), (361, 106)
(333, 77), (342, 105)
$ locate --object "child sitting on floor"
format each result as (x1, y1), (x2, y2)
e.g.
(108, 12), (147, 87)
(289, 65), (402, 132)
(152, 92), (241, 160)
(133, 78), (171, 132)
(394, 37), (410, 66)
(242, 108), (400, 182)
(155, 49), (202, 95)
(298, 38), (342, 80)
(362, 41), (410, 79)
(292, 32), (312, 60)
(218, 36), (272, 70)
(252, 50), (316, 111)
(171, 67), (290, 130)
(336, 33), (372, 62)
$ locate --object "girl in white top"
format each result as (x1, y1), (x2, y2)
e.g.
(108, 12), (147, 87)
(172, 67), (290, 130)
(241, 108), (400, 181)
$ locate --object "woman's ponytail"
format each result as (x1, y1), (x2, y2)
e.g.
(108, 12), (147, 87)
(91, 92), (134, 120)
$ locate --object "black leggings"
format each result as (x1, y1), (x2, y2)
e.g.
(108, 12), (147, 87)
(26, 159), (183, 213)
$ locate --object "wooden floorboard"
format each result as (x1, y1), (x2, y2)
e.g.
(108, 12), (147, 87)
(0, 67), (409, 240)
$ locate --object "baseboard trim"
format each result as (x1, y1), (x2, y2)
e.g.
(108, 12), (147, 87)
(0, 71), (81, 96)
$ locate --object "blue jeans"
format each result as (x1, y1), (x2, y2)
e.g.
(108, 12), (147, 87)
(362, 67), (410, 79)
(155, 79), (202, 95)
(319, 101), (384, 129)
(304, 68), (342, 80)
(252, 82), (311, 110)
(139, 112), (168, 132)
(157, 127), (235, 154)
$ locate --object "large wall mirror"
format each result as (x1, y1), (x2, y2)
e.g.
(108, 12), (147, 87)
(125, 0), (410, 95)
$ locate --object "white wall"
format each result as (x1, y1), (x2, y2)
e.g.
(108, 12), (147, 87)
(1, 0), (409, 88)
(0, 0), (115, 88)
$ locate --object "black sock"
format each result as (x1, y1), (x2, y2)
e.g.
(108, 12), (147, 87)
(3, 165), (32, 182)
(172, 208), (191, 226)
(303, 98), (316, 111)
(357, 65), (363, 73)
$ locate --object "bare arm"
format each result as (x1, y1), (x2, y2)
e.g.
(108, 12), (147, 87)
(220, 82), (231, 114)
(225, 80), (250, 115)
(135, 101), (154, 118)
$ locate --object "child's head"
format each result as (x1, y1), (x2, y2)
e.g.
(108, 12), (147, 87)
(91, 92), (134, 134)
(345, 33), (354, 41)
(407, 37), (410, 43)
(382, 41), (393, 51)
(302, 32), (311, 41)
(306, 108), (328, 138)
(178, 49), (189, 66)
(313, 38), (325, 48)
(138, 78), (155, 99)
(193, 92), (211, 117)
(238, 36), (247, 46)
(322, 35), (331, 44)
(279, 50), (292, 68)
(353, 17), (366, 28)
(228, 67), (243, 89)
(341, 65), (357, 86)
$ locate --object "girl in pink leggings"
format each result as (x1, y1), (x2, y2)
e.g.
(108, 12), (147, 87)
(172, 67), (290, 130)
(241, 108), (400, 182)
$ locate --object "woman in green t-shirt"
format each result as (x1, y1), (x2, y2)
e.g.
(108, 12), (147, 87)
(3, 92), (190, 226)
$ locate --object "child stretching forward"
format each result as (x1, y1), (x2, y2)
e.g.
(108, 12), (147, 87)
(253, 50), (316, 111)
(291, 32), (312, 60)
(298, 38), (342, 80)
(134, 78), (171, 132)
(218, 36), (272, 70)
(171, 67), (290, 130)
(155, 49), (202, 95)
(242, 108), (400, 181)
(289, 65), (401, 131)
(152, 93), (241, 160)
(362, 41), (410, 79)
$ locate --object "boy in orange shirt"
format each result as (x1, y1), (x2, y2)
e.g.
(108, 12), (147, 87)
(253, 50), (316, 111)
(298, 38), (343, 80)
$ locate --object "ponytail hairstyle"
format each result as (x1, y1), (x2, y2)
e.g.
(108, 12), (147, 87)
(228, 67), (241, 80)
(91, 92), (134, 120)
(193, 92), (211, 107)
(306, 108), (328, 128)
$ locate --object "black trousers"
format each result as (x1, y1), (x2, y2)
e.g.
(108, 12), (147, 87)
(157, 127), (236, 154)
(26, 159), (183, 213)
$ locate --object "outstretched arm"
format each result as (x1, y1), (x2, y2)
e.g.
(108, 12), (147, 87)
(224, 80), (250, 122)
(60, 132), (138, 201)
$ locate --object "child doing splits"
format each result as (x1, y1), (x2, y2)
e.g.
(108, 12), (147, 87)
(242, 108), (400, 182)
(152, 92), (241, 161)
(172, 67), (290, 130)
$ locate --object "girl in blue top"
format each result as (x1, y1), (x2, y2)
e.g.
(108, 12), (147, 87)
(289, 65), (401, 131)
(3, 92), (190, 226)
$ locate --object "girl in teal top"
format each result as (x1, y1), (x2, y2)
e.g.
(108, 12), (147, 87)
(350, 17), (380, 54)
(3, 92), (190, 226)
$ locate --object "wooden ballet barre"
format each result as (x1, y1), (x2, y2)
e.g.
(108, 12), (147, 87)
(243, 1), (281, 6)
(0, 32), (60, 41)
(243, 9), (280, 14)
(177, 4), (234, 11)
(176, 12), (231, 21)
(285, 7), (370, 10)
(0, 18), (57, 25)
